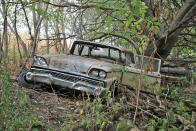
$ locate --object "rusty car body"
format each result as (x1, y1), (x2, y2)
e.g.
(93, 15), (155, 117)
(18, 40), (161, 96)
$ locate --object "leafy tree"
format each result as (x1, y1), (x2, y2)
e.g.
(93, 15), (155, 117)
(40, 0), (196, 59)
(0, 0), (195, 60)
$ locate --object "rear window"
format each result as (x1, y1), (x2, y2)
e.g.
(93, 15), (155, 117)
(91, 47), (109, 57)
(135, 55), (160, 73)
(110, 49), (120, 59)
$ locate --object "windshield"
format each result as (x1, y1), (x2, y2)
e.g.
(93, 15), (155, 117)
(135, 55), (161, 73)
(72, 43), (124, 63)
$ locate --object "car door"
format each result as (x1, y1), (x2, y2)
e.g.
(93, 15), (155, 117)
(121, 54), (161, 94)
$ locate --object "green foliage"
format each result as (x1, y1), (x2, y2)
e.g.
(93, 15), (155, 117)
(143, 80), (196, 130)
(82, 0), (160, 52)
(154, 85), (166, 95)
(116, 119), (133, 131)
(79, 98), (111, 130)
(1, 60), (11, 106)
(0, 60), (41, 130)
(178, 102), (186, 112)
(180, 77), (189, 88)
(28, 2), (51, 20)
(193, 72), (196, 85)
(63, 96), (115, 130)
(168, 77), (190, 99)
(144, 110), (178, 131)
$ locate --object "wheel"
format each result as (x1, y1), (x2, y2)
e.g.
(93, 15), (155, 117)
(18, 72), (35, 89)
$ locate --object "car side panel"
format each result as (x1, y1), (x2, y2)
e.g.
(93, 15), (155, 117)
(121, 68), (161, 94)
(105, 71), (122, 88)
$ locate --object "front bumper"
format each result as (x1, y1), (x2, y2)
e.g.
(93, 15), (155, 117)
(26, 68), (107, 96)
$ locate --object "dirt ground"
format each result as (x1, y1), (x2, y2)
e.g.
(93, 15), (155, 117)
(2, 80), (88, 130)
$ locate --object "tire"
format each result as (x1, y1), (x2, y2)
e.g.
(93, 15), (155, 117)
(18, 72), (35, 89)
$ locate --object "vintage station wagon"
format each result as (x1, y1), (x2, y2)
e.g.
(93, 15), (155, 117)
(18, 40), (161, 96)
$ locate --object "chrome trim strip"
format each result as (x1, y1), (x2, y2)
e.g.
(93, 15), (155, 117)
(31, 67), (106, 86)
(31, 66), (106, 81)
(26, 71), (106, 96)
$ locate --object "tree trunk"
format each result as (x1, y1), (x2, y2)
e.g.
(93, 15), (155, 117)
(2, 0), (8, 58)
(32, 7), (38, 55)
(31, 2), (47, 56)
(31, 18), (43, 56)
(144, 0), (196, 59)
(0, 8), (28, 56)
(55, 21), (61, 53)
(61, 24), (68, 54)
(58, 0), (68, 54)
(61, 11), (68, 54)
(20, 0), (34, 57)
(14, 4), (23, 64)
(0, 31), (3, 64)
(44, 20), (50, 54)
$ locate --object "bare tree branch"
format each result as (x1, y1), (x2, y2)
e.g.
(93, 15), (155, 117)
(42, 0), (120, 11)
(99, 32), (141, 54)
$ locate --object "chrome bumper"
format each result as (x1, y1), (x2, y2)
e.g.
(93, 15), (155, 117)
(25, 72), (107, 96)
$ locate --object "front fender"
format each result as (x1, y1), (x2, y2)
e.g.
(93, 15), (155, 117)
(105, 71), (122, 88)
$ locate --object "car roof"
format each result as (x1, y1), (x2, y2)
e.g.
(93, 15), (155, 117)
(73, 40), (133, 54)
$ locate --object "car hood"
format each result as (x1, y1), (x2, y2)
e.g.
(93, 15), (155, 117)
(39, 54), (122, 73)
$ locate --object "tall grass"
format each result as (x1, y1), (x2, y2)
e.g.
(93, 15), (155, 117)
(0, 59), (11, 111)
(0, 59), (42, 130)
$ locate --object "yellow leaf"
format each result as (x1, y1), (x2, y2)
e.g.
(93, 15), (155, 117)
(80, 109), (83, 115)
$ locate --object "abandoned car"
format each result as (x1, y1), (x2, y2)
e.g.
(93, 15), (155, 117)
(18, 40), (161, 96)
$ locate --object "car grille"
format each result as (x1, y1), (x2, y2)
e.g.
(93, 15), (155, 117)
(32, 68), (105, 87)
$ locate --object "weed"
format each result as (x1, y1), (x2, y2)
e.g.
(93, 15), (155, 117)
(0, 59), (42, 130)
(193, 72), (196, 85)
(63, 96), (114, 131)
(180, 76), (189, 88)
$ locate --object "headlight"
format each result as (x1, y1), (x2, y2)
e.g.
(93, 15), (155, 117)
(91, 70), (99, 77)
(89, 69), (106, 79)
(99, 71), (106, 78)
(33, 56), (47, 66)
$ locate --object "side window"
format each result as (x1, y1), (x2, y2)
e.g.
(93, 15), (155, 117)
(110, 49), (119, 59)
(81, 45), (89, 56)
(91, 47), (109, 57)
(135, 56), (160, 73)
(73, 44), (79, 55)
(73, 44), (89, 56)
(121, 52), (126, 61)
(121, 52), (126, 63)
(126, 53), (133, 65)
